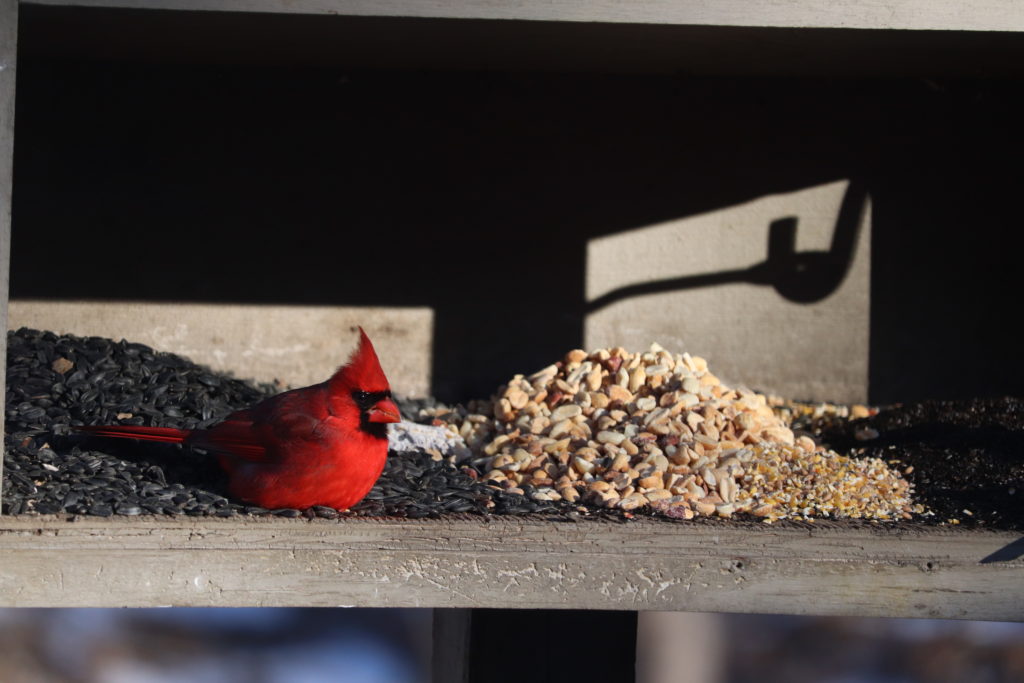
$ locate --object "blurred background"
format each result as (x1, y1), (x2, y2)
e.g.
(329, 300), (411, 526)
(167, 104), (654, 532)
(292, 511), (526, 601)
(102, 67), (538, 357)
(0, 608), (430, 683)
(1, 609), (1023, 682)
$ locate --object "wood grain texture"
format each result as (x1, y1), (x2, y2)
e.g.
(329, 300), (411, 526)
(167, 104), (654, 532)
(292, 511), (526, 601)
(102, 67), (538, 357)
(0, 0), (18, 511)
(18, 0), (1024, 32)
(0, 516), (1020, 620)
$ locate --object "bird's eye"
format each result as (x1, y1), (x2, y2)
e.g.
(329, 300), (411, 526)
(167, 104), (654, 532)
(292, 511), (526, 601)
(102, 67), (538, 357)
(352, 389), (391, 410)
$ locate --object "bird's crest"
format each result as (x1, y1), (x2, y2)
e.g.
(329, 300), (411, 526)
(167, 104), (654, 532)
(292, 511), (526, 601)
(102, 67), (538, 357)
(330, 327), (391, 393)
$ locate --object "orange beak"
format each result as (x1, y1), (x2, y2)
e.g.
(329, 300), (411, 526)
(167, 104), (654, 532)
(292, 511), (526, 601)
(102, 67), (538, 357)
(367, 397), (402, 424)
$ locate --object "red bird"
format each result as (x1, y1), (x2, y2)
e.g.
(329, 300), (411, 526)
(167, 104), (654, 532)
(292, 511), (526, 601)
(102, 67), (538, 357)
(75, 327), (401, 510)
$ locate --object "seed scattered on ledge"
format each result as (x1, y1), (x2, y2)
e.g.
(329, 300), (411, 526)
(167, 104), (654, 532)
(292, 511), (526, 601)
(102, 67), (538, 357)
(3, 328), (559, 519)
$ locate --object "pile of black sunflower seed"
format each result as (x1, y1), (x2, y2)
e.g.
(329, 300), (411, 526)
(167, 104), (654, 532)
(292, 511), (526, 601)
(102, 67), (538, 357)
(3, 328), (566, 519)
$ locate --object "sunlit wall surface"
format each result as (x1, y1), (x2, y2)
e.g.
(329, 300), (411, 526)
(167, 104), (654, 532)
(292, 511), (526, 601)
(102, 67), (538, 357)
(586, 180), (870, 403)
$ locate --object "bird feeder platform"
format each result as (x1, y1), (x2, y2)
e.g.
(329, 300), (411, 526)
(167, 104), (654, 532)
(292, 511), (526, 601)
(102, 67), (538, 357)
(0, 514), (1021, 622)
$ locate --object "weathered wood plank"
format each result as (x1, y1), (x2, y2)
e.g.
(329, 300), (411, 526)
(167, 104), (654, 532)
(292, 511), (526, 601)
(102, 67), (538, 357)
(0, 0), (18, 513)
(0, 516), (1020, 620)
(18, 0), (1024, 32)
(7, 301), (434, 396)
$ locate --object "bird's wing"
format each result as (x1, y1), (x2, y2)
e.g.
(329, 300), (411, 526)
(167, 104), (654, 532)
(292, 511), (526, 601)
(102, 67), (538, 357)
(195, 414), (270, 461)
(195, 390), (327, 463)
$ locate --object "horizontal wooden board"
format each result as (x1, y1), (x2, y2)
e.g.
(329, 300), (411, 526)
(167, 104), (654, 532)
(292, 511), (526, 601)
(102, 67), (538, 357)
(0, 0), (18, 503)
(0, 516), (1021, 620)
(20, 0), (1024, 32)
(7, 301), (434, 397)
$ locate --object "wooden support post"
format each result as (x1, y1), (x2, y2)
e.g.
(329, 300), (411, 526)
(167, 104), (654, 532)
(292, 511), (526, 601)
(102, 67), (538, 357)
(435, 608), (640, 683)
(636, 612), (724, 683)
(0, 0), (19, 511)
(464, 609), (638, 683)
(432, 609), (472, 683)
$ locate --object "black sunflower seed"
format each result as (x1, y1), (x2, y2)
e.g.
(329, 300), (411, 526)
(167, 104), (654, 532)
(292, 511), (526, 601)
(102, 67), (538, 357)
(312, 505), (339, 519)
(4, 327), (586, 522)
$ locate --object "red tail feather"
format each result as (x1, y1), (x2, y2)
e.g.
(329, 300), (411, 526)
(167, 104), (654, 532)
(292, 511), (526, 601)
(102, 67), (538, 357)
(74, 425), (191, 444)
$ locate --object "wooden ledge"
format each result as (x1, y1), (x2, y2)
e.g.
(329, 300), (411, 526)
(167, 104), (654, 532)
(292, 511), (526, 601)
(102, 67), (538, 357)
(20, 0), (1024, 33)
(1, 515), (1021, 619)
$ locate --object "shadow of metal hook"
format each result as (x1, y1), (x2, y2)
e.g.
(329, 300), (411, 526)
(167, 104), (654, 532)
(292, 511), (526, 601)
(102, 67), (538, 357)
(757, 179), (868, 303)
(586, 180), (869, 313)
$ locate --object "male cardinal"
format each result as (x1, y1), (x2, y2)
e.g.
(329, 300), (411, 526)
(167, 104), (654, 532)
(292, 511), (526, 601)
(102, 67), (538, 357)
(75, 327), (401, 510)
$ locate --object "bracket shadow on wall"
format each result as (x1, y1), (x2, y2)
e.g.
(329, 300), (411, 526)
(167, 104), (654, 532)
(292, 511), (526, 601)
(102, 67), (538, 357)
(586, 180), (866, 312)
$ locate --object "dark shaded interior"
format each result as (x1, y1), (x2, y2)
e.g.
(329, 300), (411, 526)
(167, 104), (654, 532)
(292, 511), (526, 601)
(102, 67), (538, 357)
(467, 609), (638, 683)
(9, 6), (1024, 403)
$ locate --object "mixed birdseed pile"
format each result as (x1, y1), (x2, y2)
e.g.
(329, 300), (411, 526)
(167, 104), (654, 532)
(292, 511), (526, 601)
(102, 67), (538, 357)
(424, 344), (922, 523)
(5, 328), (1020, 527)
(2, 328), (562, 519)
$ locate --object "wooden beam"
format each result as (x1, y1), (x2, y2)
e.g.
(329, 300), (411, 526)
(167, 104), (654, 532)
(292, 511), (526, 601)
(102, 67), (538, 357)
(466, 609), (638, 682)
(636, 612), (723, 683)
(0, 516), (1020, 620)
(7, 301), (434, 396)
(431, 609), (471, 683)
(0, 0), (18, 514)
(18, 0), (1024, 33)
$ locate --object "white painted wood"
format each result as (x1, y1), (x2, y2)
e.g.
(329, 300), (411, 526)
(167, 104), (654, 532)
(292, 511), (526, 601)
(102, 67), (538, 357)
(19, 0), (1024, 32)
(0, 0), (18, 512)
(0, 516), (1020, 620)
